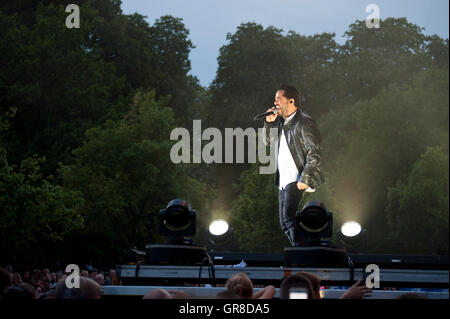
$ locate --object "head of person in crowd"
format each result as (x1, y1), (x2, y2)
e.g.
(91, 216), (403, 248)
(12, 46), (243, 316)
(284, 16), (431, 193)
(280, 273), (316, 299)
(108, 268), (119, 285)
(56, 270), (64, 281)
(225, 273), (254, 299)
(39, 272), (49, 284)
(32, 269), (40, 283)
(142, 288), (190, 299)
(22, 270), (31, 283)
(4, 264), (13, 274)
(3, 286), (32, 300)
(80, 269), (89, 277)
(22, 283), (38, 299)
(55, 276), (102, 299)
(49, 272), (57, 284)
(42, 268), (50, 275)
(224, 272), (275, 299)
(3, 283), (37, 300)
(216, 290), (242, 299)
(109, 268), (117, 280)
(0, 268), (12, 298)
(90, 269), (98, 279)
(94, 274), (104, 286)
(42, 277), (51, 292)
(143, 288), (172, 299)
(12, 272), (22, 287)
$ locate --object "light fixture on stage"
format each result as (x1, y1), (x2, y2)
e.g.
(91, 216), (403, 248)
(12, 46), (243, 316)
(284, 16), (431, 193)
(285, 201), (349, 267)
(145, 199), (206, 265)
(206, 219), (234, 251)
(159, 199), (196, 244)
(295, 200), (333, 246)
(341, 221), (362, 237)
(209, 220), (229, 236)
(337, 221), (368, 251)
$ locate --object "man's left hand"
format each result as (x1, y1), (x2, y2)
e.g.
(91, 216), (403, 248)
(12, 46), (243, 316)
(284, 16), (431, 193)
(297, 182), (309, 190)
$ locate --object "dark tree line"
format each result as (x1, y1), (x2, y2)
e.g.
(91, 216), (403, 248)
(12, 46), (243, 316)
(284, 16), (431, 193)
(0, 0), (211, 268)
(0, 1), (448, 269)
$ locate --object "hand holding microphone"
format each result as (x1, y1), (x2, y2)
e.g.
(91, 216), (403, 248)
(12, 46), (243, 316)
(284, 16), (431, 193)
(253, 107), (278, 121)
(265, 107), (278, 122)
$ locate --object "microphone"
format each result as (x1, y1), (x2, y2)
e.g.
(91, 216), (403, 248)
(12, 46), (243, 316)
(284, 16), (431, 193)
(253, 108), (278, 121)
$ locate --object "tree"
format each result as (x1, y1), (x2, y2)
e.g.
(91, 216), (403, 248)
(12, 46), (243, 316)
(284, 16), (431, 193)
(209, 23), (338, 131)
(0, 1), (203, 175)
(0, 110), (84, 266)
(336, 18), (439, 106)
(316, 68), (448, 253)
(59, 90), (214, 264)
(230, 164), (288, 252)
(0, 3), (125, 174)
(386, 146), (449, 255)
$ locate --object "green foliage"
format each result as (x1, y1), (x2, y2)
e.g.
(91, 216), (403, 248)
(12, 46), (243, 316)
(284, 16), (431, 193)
(230, 164), (289, 252)
(223, 18), (448, 254)
(316, 68), (448, 253)
(0, 1), (211, 266)
(386, 146), (449, 254)
(0, 3), (448, 263)
(0, 1), (203, 175)
(0, 2), (126, 172)
(337, 18), (435, 105)
(0, 111), (85, 266)
(209, 23), (338, 130)
(59, 90), (213, 263)
(0, 113), (84, 262)
(0, 154), (85, 249)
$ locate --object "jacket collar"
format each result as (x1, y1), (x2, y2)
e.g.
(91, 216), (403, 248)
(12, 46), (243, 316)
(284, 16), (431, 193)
(282, 108), (302, 129)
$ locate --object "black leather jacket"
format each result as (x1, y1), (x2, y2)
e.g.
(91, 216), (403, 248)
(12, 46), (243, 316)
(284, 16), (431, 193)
(262, 110), (325, 189)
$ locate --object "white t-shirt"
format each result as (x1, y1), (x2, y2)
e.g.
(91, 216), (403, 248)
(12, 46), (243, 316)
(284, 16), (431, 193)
(277, 111), (314, 192)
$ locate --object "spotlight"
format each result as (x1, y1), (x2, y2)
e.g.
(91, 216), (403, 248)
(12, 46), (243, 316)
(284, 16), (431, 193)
(341, 221), (362, 237)
(159, 199), (196, 243)
(295, 200), (333, 246)
(145, 199), (206, 265)
(337, 221), (368, 251)
(206, 219), (234, 251)
(286, 201), (349, 267)
(209, 220), (229, 236)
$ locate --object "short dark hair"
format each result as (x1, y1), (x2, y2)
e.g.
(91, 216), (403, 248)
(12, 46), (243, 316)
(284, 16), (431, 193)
(278, 85), (300, 107)
(55, 277), (102, 299)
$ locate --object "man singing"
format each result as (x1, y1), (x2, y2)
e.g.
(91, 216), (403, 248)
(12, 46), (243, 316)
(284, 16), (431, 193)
(262, 85), (325, 246)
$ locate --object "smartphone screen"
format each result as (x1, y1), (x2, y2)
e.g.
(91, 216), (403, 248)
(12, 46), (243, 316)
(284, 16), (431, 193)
(289, 288), (308, 299)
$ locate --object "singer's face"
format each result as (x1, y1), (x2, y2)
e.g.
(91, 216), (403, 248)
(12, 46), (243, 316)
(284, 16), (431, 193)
(274, 90), (293, 118)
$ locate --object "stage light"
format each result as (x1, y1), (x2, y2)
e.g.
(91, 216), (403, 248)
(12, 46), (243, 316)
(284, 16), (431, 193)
(341, 221), (362, 237)
(144, 199), (206, 266)
(209, 220), (229, 236)
(159, 199), (196, 241)
(295, 200), (333, 246)
(286, 201), (349, 267)
(337, 221), (368, 251)
(206, 219), (234, 251)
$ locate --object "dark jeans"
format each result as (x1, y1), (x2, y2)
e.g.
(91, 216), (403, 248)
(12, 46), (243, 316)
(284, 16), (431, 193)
(278, 182), (304, 246)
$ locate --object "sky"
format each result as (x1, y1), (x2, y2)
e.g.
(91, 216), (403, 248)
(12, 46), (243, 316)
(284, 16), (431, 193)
(121, 0), (449, 87)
